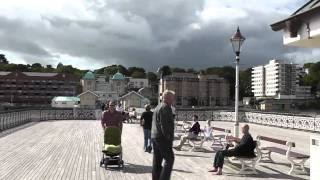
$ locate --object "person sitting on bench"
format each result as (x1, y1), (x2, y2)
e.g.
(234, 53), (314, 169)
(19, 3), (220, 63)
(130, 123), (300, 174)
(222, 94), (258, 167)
(208, 124), (255, 175)
(174, 115), (201, 151)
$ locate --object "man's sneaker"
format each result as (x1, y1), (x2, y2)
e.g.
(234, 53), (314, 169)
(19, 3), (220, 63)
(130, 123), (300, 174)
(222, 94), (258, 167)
(173, 146), (181, 151)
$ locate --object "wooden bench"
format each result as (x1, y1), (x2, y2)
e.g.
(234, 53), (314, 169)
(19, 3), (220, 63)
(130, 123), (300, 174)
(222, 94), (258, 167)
(256, 135), (309, 175)
(211, 127), (231, 147)
(225, 135), (261, 175)
(175, 120), (191, 134)
(188, 126), (231, 152)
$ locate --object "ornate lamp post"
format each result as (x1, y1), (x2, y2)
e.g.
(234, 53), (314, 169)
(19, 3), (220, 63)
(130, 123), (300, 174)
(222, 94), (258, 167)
(230, 27), (245, 138)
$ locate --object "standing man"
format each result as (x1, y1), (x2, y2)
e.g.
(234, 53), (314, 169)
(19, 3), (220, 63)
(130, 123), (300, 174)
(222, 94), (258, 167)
(151, 90), (175, 180)
(140, 104), (153, 153)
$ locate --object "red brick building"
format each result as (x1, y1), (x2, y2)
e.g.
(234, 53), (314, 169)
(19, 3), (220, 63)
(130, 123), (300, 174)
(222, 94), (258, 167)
(0, 71), (78, 105)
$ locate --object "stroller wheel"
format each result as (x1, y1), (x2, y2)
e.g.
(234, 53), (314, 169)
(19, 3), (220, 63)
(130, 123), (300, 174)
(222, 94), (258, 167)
(104, 158), (109, 169)
(120, 160), (124, 168)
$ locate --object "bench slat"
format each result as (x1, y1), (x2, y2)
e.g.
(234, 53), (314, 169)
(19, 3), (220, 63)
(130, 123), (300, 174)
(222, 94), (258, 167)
(263, 147), (309, 159)
(259, 136), (288, 146)
(212, 127), (231, 133)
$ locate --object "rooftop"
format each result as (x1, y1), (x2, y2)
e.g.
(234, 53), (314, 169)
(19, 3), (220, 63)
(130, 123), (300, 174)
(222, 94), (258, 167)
(83, 71), (95, 80)
(52, 96), (80, 102)
(112, 72), (125, 80)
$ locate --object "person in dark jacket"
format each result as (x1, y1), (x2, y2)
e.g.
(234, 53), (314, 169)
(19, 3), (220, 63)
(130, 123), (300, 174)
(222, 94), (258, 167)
(151, 90), (175, 180)
(173, 115), (201, 151)
(140, 104), (153, 153)
(208, 124), (255, 175)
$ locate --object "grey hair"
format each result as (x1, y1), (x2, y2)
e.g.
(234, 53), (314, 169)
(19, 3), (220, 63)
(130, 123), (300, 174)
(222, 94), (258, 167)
(162, 90), (175, 97)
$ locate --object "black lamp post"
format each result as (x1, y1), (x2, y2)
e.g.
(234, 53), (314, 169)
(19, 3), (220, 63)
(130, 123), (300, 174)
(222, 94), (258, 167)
(230, 27), (245, 138)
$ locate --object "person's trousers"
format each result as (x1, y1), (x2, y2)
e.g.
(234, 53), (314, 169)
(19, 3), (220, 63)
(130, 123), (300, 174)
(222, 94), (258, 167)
(177, 132), (197, 148)
(152, 138), (175, 180)
(213, 149), (237, 168)
(143, 129), (152, 151)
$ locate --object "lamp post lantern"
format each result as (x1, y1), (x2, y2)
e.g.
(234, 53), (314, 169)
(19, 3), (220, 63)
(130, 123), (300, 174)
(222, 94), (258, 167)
(230, 27), (245, 138)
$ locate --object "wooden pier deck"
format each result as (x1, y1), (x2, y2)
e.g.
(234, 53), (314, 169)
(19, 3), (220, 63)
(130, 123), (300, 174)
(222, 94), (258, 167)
(0, 120), (311, 180)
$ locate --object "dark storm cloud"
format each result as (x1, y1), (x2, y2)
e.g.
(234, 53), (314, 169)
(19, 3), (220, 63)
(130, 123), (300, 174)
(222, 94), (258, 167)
(0, 0), (313, 70)
(0, 16), (52, 57)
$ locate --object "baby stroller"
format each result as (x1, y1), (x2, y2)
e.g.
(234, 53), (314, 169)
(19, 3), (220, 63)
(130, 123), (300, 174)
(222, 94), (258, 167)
(100, 127), (124, 169)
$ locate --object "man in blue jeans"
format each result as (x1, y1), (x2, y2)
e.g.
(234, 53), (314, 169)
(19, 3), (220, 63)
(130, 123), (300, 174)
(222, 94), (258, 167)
(140, 104), (153, 153)
(151, 90), (175, 180)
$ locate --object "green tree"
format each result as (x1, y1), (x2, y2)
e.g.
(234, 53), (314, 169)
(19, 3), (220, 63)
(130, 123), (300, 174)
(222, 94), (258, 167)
(128, 67), (146, 77)
(31, 63), (43, 72)
(94, 67), (105, 74)
(186, 68), (197, 74)
(16, 64), (29, 72)
(302, 62), (320, 95)
(0, 54), (8, 64)
(44, 65), (54, 72)
(0, 64), (17, 71)
(131, 71), (146, 78)
(104, 65), (128, 76)
(159, 65), (171, 77)
(171, 67), (186, 73)
(239, 68), (253, 99)
(147, 72), (157, 83)
(57, 62), (64, 69)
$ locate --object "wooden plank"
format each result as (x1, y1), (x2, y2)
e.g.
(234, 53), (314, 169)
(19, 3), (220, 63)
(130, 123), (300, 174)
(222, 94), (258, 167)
(259, 135), (288, 145)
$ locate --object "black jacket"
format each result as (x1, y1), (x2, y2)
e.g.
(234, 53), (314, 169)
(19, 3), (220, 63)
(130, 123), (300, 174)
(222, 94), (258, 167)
(234, 133), (255, 156)
(189, 122), (201, 135)
(151, 103), (174, 141)
(141, 111), (153, 130)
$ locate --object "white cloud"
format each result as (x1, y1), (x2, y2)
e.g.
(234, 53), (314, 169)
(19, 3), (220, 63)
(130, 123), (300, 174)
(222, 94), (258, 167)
(0, 0), (314, 70)
(0, 0), (94, 21)
(284, 49), (320, 64)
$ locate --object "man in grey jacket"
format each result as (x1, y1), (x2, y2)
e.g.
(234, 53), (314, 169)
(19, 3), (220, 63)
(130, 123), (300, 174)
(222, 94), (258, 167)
(151, 90), (175, 180)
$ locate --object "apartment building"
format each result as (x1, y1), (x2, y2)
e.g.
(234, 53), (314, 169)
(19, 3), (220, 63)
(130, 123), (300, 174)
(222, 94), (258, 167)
(160, 73), (230, 107)
(252, 59), (311, 99)
(0, 71), (78, 105)
(251, 66), (265, 97)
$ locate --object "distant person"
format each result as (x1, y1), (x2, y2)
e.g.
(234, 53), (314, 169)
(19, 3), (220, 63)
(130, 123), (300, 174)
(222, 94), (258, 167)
(101, 101), (123, 131)
(208, 124), (255, 175)
(173, 115), (201, 151)
(116, 103), (124, 113)
(151, 90), (175, 180)
(171, 105), (176, 120)
(101, 103), (106, 111)
(95, 108), (102, 121)
(140, 104), (153, 153)
(129, 107), (137, 119)
(202, 120), (213, 140)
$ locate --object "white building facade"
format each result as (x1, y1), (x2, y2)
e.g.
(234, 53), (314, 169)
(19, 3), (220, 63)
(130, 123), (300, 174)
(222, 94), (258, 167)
(252, 66), (265, 97)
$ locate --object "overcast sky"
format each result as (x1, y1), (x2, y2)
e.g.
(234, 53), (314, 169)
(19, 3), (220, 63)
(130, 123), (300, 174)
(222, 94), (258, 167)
(0, 0), (318, 71)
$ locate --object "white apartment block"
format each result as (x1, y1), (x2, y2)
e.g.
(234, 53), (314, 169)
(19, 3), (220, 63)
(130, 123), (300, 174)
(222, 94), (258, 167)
(251, 66), (265, 97)
(252, 59), (311, 99)
(265, 59), (298, 97)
